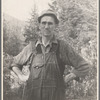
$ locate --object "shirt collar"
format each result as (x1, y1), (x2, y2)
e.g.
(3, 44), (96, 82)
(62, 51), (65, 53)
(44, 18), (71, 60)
(35, 35), (58, 47)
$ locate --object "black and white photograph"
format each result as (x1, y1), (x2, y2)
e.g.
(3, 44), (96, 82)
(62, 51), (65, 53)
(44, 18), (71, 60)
(2, 0), (98, 100)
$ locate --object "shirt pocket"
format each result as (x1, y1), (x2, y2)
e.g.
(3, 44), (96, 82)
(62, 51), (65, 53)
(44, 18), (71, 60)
(32, 54), (44, 67)
(31, 67), (42, 79)
(30, 54), (44, 79)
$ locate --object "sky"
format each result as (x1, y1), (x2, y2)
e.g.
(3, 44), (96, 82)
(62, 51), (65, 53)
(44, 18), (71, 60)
(3, 0), (51, 21)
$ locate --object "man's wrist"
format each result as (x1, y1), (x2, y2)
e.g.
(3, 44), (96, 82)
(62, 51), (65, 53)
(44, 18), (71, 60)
(12, 67), (23, 76)
(64, 73), (76, 83)
(70, 73), (76, 78)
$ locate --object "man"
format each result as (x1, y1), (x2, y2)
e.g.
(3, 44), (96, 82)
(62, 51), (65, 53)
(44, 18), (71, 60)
(10, 9), (90, 100)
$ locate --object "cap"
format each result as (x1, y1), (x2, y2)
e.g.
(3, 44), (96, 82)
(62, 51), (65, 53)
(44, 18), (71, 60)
(38, 9), (59, 24)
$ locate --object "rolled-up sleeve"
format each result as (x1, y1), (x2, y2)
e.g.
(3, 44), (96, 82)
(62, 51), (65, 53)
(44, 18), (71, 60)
(59, 40), (90, 77)
(9, 43), (33, 70)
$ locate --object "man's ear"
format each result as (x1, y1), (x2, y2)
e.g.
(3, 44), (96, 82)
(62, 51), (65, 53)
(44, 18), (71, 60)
(55, 23), (58, 27)
(38, 26), (40, 30)
(38, 24), (41, 30)
(55, 24), (58, 29)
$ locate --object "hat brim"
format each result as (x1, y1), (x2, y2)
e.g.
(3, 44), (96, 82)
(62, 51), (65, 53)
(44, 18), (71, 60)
(38, 13), (59, 24)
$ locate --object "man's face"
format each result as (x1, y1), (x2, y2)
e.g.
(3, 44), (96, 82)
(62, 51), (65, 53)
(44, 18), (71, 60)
(39, 15), (57, 37)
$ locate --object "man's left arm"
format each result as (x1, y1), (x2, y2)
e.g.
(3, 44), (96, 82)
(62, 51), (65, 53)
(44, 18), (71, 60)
(60, 41), (90, 83)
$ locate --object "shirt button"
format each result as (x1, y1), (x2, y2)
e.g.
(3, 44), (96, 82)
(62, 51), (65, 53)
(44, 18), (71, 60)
(36, 66), (39, 69)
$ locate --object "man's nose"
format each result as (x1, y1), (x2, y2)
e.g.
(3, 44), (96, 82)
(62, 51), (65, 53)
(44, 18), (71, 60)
(45, 23), (49, 29)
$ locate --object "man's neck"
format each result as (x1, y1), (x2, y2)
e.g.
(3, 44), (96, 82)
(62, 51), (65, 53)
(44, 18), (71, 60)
(42, 35), (53, 47)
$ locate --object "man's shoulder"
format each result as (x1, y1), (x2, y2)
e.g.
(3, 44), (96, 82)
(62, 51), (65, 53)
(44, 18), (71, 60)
(22, 40), (36, 53)
(57, 39), (69, 47)
(57, 39), (74, 53)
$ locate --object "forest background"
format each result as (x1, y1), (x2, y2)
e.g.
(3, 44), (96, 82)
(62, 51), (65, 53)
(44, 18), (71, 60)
(3, 0), (97, 100)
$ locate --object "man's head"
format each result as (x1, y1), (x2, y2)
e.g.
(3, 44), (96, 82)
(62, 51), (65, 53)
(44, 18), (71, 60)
(38, 10), (59, 37)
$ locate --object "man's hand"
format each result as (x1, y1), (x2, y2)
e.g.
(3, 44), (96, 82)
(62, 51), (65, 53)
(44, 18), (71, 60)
(64, 73), (76, 83)
(12, 67), (29, 83)
(10, 70), (26, 85)
(22, 65), (30, 76)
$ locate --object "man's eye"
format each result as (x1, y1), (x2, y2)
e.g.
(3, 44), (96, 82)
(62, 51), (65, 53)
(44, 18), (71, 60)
(42, 22), (46, 25)
(48, 22), (53, 25)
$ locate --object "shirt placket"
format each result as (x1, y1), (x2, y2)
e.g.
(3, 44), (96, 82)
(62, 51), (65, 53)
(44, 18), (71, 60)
(41, 44), (51, 68)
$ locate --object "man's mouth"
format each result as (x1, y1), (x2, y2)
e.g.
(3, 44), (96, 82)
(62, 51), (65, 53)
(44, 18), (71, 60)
(44, 30), (50, 33)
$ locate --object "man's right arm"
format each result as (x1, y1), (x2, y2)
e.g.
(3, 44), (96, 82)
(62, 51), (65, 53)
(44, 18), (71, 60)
(10, 43), (33, 82)
(59, 40), (90, 83)
(12, 67), (23, 77)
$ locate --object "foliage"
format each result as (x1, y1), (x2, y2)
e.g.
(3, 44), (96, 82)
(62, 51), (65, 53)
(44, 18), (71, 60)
(4, 35), (22, 56)
(3, 15), (26, 100)
(24, 6), (39, 43)
(3, 18), (23, 56)
(64, 66), (97, 99)
(3, 53), (23, 100)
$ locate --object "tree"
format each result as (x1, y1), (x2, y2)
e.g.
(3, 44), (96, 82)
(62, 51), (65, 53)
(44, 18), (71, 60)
(24, 5), (39, 43)
(3, 13), (26, 56)
(3, 19), (9, 53)
(3, 18), (22, 56)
